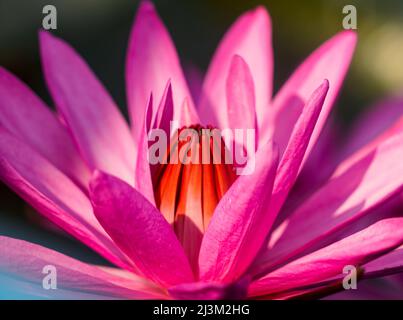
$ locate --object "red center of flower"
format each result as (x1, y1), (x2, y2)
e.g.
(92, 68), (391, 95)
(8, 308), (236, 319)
(153, 125), (236, 265)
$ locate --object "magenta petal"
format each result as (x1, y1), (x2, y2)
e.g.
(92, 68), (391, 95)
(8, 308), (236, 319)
(0, 68), (90, 188)
(199, 6), (273, 130)
(0, 274), (128, 299)
(169, 278), (250, 300)
(249, 81), (328, 252)
(126, 1), (193, 144)
(270, 80), (329, 214)
(341, 96), (403, 159)
(179, 97), (200, 127)
(0, 236), (166, 299)
(89, 171), (194, 287)
(133, 95), (155, 205)
(363, 245), (403, 278)
(295, 118), (340, 196)
(256, 132), (403, 273)
(226, 55), (256, 134)
(152, 81), (174, 135)
(0, 130), (131, 269)
(39, 31), (136, 185)
(262, 31), (357, 154)
(198, 142), (278, 283)
(249, 218), (403, 297)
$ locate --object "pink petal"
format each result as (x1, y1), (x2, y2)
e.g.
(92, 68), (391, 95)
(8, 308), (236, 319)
(270, 80), (329, 215)
(363, 245), (403, 278)
(0, 274), (124, 299)
(126, 1), (193, 143)
(253, 81), (328, 242)
(134, 96), (155, 205)
(89, 171), (194, 287)
(255, 132), (403, 274)
(279, 245), (403, 299)
(226, 55), (256, 134)
(261, 31), (357, 153)
(39, 31), (136, 185)
(249, 218), (403, 297)
(324, 277), (403, 300)
(198, 141), (279, 283)
(341, 96), (403, 159)
(0, 67), (90, 188)
(336, 119), (403, 176)
(169, 277), (250, 300)
(0, 236), (166, 299)
(151, 81), (199, 133)
(0, 129), (130, 270)
(179, 97), (200, 127)
(152, 81), (174, 135)
(199, 6), (273, 130)
(294, 118), (341, 198)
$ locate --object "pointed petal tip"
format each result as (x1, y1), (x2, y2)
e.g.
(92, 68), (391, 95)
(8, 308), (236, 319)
(165, 78), (173, 94)
(334, 29), (358, 48)
(239, 5), (271, 31)
(138, 0), (155, 11)
(317, 79), (330, 95)
(38, 29), (55, 45)
(38, 28), (47, 38)
(38, 29), (67, 58)
(304, 79), (330, 110)
(254, 5), (269, 16)
(340, 29), (358, 40)
(231, 54), (246, 65)
(199, 3), (273, 129)
(250, 5), (271, 22)
(136, 0), (159, 21)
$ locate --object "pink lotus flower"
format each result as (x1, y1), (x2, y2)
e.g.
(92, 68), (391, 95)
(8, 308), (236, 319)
(0, 1), (403, 299)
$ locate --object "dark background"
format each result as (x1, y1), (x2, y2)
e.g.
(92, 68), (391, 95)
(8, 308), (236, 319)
(0, 0), (402, 297)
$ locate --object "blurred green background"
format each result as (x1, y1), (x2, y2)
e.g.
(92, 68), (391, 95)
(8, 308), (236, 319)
(0, 0), (402, 266)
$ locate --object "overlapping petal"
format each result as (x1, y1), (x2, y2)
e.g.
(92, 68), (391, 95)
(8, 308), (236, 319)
(256, 132), (403, 274)
(341, 96), (403, 159)
(0, 1), (401, 301)
(0, 129), (130, 270)
(199, 6), (273, 130)
(363, 245), (403, 278)
(226, 55), (256, 135)
(0, 67), (90, 188)
(260, 31), (357, 154)
(126, 1), (193, 142)
(40, 31), (136, 185)
(0, 236), (165, 299)
(250, 218), (403, 297)
(270, 80), (329, 215)
(198, 141), (278, 283)
(89, 171), (194, 287)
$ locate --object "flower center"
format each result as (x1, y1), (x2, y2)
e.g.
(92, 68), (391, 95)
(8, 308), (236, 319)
(153, 125), (236, 266)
